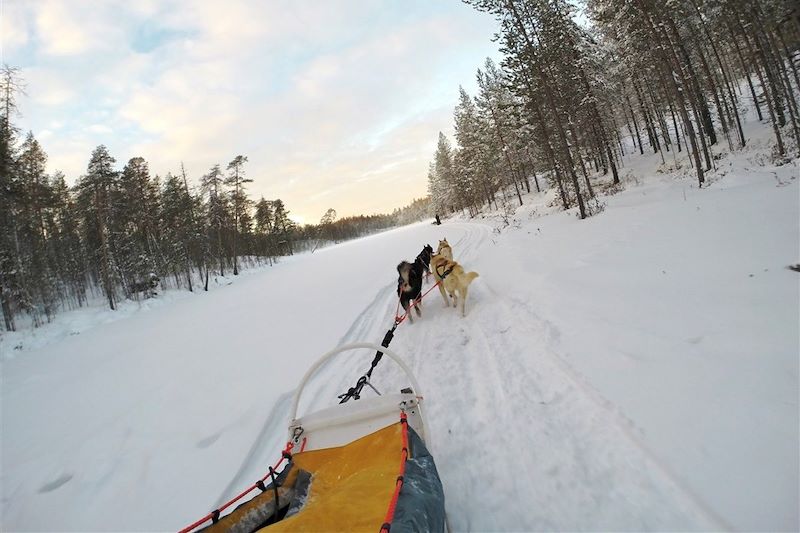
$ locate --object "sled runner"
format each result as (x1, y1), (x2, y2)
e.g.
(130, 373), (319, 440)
(184, 342), (445, 533)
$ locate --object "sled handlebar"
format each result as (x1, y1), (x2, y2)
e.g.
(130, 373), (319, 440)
(290, 342), (423, 422)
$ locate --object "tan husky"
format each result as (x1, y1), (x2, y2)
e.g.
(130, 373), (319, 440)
(437, 238), (453, 260)
(430, 254), (479, 317)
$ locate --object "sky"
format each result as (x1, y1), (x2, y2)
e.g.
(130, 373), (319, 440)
(1, 0), (501, 224)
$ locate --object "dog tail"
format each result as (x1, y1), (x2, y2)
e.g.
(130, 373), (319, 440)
(465, 272), (479, 285)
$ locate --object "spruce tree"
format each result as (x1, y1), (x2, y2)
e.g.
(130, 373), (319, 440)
(225, 155), (252, 275)
(200, 164), (228, 276)
(76, 145), (119, 310)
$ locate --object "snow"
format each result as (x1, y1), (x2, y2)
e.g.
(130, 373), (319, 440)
(2, 132), (798, 531)
(0, 264), (281, 358)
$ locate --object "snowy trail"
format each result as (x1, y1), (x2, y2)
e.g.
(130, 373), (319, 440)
(2, 166), (796, 531)
(359, 223), (721, 531)
(1, 221), (475, 531)
(214, 390), (293, 508)
(224, 219), (724, 530)
(501, 293), (735, 530)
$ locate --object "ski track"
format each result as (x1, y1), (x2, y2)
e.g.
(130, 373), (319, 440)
(212, 221), (728, 531)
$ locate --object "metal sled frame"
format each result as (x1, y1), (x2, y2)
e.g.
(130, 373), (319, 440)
(287, 342), (429, 452)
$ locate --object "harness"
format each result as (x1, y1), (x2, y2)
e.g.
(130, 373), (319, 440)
(415, 251), (431, 273)
(435, 262), (454, 281)
(339, 255), (456, 405)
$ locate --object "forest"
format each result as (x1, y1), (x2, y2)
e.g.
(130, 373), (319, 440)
(428, 0), (799, 219)
(2, 0), (798, 332)
(0, 77), (430, 331)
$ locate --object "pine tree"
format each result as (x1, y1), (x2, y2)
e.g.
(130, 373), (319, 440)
(454, 86), (499, 211)
(254, 197), (275, 263)
(271, 199), (295, 255)
(0, 65), (24, 330)
(16, 132), (56, 324)
(160, 172), (196, 291)
(76, 145), (119, 310)
(49, 171), (87, 308)
(115, 156), (161, 298)
(317, 207), (338, 246)
(225, 155), (252, 275)
(432, 133), (459, 213)
(200, 164), (228, 276)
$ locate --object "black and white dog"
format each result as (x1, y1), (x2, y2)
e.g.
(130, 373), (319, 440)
(416, 243), (433, 277)
(397, 245), (434, 323)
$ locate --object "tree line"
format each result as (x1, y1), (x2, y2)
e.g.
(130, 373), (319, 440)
(429, 0), (799, 220)
(306, 197), (431, 247)
(0, 67), (430, 331)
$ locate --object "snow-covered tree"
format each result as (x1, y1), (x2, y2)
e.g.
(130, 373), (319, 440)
(225, 155), (251, 275)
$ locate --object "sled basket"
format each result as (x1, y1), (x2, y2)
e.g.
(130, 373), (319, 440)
(197, 342), (445, 533)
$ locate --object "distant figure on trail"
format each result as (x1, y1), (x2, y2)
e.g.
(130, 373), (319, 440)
(434, 214), (441, 225)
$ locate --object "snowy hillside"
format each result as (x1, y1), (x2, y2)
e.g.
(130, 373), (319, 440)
(2, 147), (798, 531)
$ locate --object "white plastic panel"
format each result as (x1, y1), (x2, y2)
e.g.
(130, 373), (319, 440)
(289, 393), (424, 452)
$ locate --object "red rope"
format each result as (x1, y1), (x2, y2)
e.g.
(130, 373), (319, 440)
(178, 440), (295, 533)
(182, 265), (436, 532)
(394, 280), (441, 325)
(380, 412), (409, 532)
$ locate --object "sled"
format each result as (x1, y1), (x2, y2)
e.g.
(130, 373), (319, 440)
(192, 342), (446, 533)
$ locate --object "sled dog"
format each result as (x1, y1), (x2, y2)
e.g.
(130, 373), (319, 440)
(416, 244), (434, 276)
(397, 245), (434, 323)
(430, 254), (479, 317)
(437, 239), (453, 260)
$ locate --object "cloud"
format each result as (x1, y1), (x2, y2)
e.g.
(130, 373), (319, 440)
(22, 68), (75, 106)
(11, 0), (501, 221)
(87, 124), (113, 134)
(1, 1), (29, 61)
(40, 136), (96, 177)
(34, 0), (94, 56)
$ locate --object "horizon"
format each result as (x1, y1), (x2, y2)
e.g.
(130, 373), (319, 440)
(1, 0), (501, 224)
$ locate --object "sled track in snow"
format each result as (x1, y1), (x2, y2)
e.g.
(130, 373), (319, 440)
(216, 277), (401, 507)
(218, 221), (729, 530)
(215, 391), (294, 507)
(448, 222), (728, 529)
(501, 291), (735, 531)
(307, 279), (401, 413)
(387, 222), (726, 530)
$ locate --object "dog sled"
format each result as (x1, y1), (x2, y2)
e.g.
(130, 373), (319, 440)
(181, 342), (446, 533)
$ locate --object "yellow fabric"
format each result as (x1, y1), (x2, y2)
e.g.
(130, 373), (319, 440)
(262, 423), (402, 533)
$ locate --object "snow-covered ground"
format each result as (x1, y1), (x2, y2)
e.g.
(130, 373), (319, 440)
(0, 259), (287, 357)
(2, 136), (798, 530)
